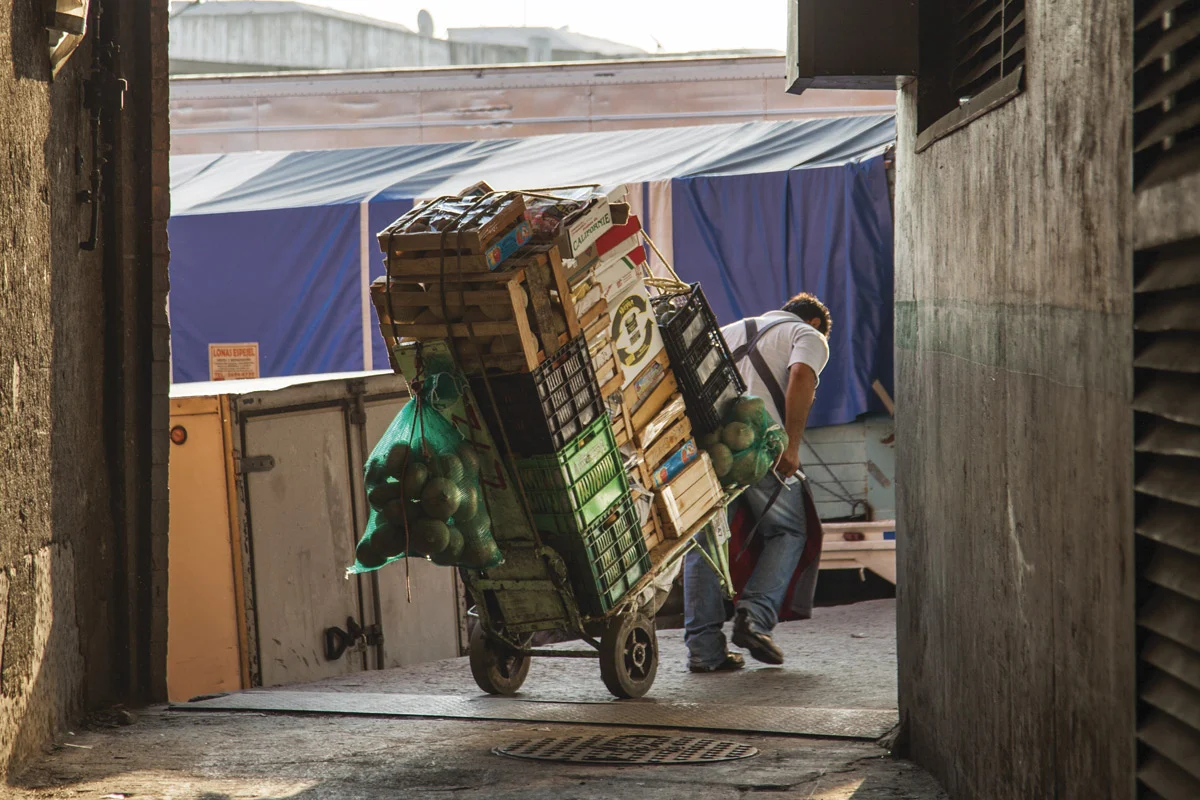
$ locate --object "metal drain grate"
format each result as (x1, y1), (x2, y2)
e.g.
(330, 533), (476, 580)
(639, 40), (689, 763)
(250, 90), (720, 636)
(493, 734), (758, 764)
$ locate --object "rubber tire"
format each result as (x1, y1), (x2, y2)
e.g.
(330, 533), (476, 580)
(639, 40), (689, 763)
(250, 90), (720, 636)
(468, 623), (530, 695)
(599, 613), (659, 699)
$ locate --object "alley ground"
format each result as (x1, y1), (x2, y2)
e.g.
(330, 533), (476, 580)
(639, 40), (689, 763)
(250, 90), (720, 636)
(7, 600), (948, 799)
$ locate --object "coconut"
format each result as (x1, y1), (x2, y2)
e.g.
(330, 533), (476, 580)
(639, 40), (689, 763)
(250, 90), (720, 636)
(430, 528), (465, 566)
(409, 518), (451, 557)
(720, 421), (756, 453)
(459, 535), (500, 569)
(727, 450), (765, 486)
(355, 538), (386, 569)
(455, 485), (479, 522)
(731, 395), (767, 426)
(457, 509), (491, 539)
(421, 477), (462, 521)
(367, 480), (405, 510)
(371, 524), (404, 559)
(401, 461), (429, 499)
(705, 443), (735, 478)
(456, 442), (481, 480)
(435, 453), (465, 483)
(384, 442), (412, 479)
(697, 430), (722, 449)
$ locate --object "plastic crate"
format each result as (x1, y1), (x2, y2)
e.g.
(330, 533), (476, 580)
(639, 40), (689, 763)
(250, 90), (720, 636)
(515, 415), (628, 532)
(653, 284), (746, 435)
(546, 494), (650, 617)
(470, 335), (604, 456)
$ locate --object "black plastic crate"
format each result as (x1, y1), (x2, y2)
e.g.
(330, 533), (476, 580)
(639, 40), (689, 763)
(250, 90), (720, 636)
(653, 284), (746, 435)
(469, 335), (604, 457)
(545, 493), (650, 617)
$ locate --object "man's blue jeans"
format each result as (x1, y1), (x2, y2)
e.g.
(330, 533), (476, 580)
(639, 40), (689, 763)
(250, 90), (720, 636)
(683, 474), (808, 668)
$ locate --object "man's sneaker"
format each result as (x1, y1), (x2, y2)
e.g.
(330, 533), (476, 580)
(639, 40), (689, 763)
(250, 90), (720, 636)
(731, 610), (784, 665)
(688, 652), (746, 673)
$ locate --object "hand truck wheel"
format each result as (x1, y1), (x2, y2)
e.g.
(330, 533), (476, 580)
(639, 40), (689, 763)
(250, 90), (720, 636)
(468, 623), (530, 695)
(599, 612), (658, 699)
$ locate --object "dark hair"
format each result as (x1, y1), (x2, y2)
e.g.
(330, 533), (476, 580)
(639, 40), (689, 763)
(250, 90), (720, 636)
(782, 292), (832, 336)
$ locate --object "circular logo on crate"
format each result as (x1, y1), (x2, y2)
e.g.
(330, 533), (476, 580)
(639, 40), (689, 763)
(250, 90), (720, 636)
(611, 294), (655, 368)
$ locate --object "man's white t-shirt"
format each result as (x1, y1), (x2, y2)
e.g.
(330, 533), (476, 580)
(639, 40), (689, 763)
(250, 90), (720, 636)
(720, 310), (830, 428)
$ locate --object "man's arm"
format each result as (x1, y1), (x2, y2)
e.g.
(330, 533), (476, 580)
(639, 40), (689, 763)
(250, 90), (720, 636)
(774, 362), (817, 477)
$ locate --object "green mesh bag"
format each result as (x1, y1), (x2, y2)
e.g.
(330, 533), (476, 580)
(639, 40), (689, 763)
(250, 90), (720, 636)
(350, 373), (502, 573)
(696, 394), (788, 487)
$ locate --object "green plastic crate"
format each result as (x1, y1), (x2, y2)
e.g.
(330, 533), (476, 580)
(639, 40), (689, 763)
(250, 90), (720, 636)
(515, 415), (629, 535)
(547, 494), (650, 617)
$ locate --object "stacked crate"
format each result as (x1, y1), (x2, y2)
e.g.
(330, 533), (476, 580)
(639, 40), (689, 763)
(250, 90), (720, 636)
(373, 194), (580, 375)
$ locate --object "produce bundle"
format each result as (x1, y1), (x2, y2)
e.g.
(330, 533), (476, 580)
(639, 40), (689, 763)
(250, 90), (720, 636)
(698, 395), (788, 488)
(351, 373), (502, 573)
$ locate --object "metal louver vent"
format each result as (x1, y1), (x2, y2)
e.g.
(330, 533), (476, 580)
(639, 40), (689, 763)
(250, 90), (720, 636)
(1135, 237), (1200, 800)
(953, 0), (1026, 101)
(1134, 0), (1200, 186)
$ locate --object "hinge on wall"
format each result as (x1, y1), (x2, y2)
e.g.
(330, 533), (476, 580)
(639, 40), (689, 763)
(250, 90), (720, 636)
(235, 455), (275, 474)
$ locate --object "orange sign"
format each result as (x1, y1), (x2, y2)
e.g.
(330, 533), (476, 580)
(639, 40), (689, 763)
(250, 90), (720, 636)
(208, 343), (259, 381)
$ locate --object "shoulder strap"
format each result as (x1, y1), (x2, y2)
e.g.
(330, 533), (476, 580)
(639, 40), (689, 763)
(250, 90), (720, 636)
(730, 316), (798, 420)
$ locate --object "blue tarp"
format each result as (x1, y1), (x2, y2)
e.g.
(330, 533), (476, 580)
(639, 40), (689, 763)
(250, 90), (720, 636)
(671, 157), (895, 427)
(169, 116), (895, 426)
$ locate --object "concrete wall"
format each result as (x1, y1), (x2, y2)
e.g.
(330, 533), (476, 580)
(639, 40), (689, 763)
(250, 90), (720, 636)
(893, 2), (1135, 798)
(0, 0), (171, 779)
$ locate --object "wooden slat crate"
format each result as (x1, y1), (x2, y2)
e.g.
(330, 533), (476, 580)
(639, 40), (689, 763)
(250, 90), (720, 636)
(377, 194), (527, 258)
(371, 246), (580, 375)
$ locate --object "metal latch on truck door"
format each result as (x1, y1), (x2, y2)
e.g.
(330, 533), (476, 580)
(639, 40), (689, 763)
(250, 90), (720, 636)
(236, 455), (275, 474)
(324, 617), (383, 661)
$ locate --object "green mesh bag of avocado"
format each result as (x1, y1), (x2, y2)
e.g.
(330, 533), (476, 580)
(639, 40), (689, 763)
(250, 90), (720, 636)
(696, 395), (788, 487)
(350, 374), (502, 573)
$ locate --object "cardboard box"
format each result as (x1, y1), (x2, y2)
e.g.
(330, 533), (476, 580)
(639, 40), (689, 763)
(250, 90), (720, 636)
(483, 219), (532, 269)
(592, 241), (647, 302)
(575, 216), (643, 274)
(609, 278), (666, 389)
(556, 198), (613, 258)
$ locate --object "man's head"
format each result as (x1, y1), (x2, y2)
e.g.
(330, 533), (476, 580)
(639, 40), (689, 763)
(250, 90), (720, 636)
(782, 292), (832, 337)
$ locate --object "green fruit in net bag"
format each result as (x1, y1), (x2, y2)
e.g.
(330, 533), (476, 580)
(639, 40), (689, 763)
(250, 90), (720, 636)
(381, 499), (409, 526)
(409, 518), (450, 557)
(356, 538), (386, 569)
(728, 450), (765, 486)
(384, 442), (413, 479)
(420, 479), (460, 522)
(430, 528), (465, 566)
(435, 453), (465, 483)
(721, 421), (756, 452)
(457, 508), (491, 539)
(421, 477), (462, 521)
(731, 395), (768, 426)
(763, 426), (788, 460)
(706, 442), (734, 478)
(455, 484), (479, 522)
(367, 480), (405, 510)
(460, 536), (501, 569)
(402, 461), (429, 499)
(371, 523), (404, 559)
(698, 430), (721, 449)
(455, 442), (481, 481)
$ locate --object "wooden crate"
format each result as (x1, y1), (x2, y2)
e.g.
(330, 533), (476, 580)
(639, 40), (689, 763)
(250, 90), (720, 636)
(643, 415), (693, 475)
(371, 247), (580, 374)
(655, 453), (724, 540)
(378, 194), (527, 257)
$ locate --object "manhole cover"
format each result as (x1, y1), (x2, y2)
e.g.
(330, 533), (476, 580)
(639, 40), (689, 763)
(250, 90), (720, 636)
(493, 734), (759, 764)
